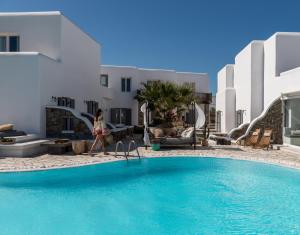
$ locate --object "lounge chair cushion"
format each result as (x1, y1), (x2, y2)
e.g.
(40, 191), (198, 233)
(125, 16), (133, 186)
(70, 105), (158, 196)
(163, 127), (177, 137)
(0, 124), (14, 132)
(160, 137), (193, 145)
(149, 128), (164, 138)
(181, 127), (194, 138)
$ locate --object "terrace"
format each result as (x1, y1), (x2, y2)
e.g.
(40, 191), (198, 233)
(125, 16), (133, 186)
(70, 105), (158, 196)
(1, 141), (300, 172)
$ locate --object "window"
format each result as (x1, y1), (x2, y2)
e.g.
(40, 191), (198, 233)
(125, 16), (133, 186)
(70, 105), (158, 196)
(100, 74), (108, 87)
(0, 35), (20, 52)
(9, 36), (19, 52)
(57, 97), (75, 109)
(86, 101), (99, 115)
(111, 108), (132, 125)
(63, 117), (74, 131)
(216, 111), (222, 132)
(236, 110), (244, 127)
(121, 78), (131, 92)
(184, 82), (196, 91)
(0, 36), (7, 52)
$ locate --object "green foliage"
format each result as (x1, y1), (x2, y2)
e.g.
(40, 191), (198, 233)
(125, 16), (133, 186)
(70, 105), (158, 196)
(135, 81), (196, 124)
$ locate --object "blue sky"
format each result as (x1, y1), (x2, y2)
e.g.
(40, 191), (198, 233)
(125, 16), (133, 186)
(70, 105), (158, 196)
(1, 0), (300, 94)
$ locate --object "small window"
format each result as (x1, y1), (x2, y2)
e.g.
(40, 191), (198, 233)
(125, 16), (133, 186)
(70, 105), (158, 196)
(0, 35), (20, 52)
(126, 78), (131, 92)
(121, 78), (126, 92)
(63, 117), (74, 131)
(121, 77), (131, 92)
(86, 101), (99, 115)
(236, 110), (244, 127)
(100, 74), (108, 87)
(111, 108), (132, 125)
(216, 111), (222, 132)
(57, 97), (75, 109)
(184, 82), (196, 91)
(0, 36), (7, 52)
(9, 36), (20, 52)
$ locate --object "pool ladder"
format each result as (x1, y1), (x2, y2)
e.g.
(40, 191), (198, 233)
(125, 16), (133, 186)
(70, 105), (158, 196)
(114, 140), (140, 160)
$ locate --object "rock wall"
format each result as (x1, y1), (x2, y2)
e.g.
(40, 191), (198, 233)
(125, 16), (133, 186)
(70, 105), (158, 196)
(229, 123), (249, 140)
(46, 108), (92, 139)
(244, 99), (283, 144)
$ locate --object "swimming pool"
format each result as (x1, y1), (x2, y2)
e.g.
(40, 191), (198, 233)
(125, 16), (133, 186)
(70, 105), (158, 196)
(0, 157), (300, 234)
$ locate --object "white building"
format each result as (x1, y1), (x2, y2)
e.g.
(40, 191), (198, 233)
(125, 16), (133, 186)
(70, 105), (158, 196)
(100, 65), (209, 126)
(0, 11), (210, 138)
(216, 64), (235, 133)
(216, 32), (300, 147)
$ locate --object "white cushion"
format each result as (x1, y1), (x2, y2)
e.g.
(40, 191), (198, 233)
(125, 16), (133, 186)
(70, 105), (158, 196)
(181, 127), (194, 138)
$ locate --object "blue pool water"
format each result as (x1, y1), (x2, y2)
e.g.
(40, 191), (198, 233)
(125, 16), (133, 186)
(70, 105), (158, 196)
(1, 157), (300, 235)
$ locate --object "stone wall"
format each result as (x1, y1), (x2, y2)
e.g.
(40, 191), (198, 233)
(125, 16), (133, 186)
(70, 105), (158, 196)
(243, 99), (283, 144)
(230, 123), (250, 140)
(46, 108), (92, 139)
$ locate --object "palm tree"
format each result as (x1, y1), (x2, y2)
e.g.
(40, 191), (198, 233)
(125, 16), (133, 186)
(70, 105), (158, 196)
(135, 81), (195, 125)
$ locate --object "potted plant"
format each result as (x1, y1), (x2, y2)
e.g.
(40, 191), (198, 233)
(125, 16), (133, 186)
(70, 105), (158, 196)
(0, 137), (15, 145)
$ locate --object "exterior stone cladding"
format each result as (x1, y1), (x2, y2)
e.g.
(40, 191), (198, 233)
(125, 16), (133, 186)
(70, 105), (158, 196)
(46, 108), (92, 139)
(243, 99), (283, 144)
(230, 124), (250, 140)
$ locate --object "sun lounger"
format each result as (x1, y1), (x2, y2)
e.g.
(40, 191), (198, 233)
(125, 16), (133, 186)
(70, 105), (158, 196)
(152, 127), (195, 147)
(244, 128), (261, 146)
(255, 129), (272, 150)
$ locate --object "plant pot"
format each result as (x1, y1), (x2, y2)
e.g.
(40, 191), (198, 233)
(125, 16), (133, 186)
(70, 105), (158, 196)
(72, 140), (86, 155)
(151, 143), (160, 151)
(201, 139), (209, 147)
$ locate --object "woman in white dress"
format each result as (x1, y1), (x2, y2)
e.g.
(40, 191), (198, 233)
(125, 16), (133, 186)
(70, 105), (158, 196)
(89, 109), (109, 155)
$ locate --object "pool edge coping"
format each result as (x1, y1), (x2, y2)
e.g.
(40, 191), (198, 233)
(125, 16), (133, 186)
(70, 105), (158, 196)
(1, 154), (300, 173)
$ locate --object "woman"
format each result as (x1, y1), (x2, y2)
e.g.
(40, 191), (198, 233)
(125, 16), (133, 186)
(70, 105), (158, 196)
(89, 109), (110, 155)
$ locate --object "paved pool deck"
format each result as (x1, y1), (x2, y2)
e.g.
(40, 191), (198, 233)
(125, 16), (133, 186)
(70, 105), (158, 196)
(1, 144), (300, 172)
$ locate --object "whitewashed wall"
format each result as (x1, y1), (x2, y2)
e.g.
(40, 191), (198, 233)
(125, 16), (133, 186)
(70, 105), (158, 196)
(216, 64), (235, 132)
(234, 41), (264, 123)
(264, 33), (300, 106)
(0, 53), (40, 133)
(217, 64), (234, 92)
(0, 12), (61, 60)
(39, 14), (102, 136)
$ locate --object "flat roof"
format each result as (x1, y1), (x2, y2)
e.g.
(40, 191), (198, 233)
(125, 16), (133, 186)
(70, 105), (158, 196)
(101, 65), (207, 75)
(0, 11), (61, 16)
(0, 11), (101, 46)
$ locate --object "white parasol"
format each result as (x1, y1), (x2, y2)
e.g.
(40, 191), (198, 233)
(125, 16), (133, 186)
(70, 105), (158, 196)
(195, 103), (206, 129)
(141, 102), (151, 146)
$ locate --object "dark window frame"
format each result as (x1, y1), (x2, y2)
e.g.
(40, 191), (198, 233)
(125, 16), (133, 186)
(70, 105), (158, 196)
(110, 108), (132, 125)
(121, 77), (131, 92)
(57, 97), (75, 109)
(236, 110), (244, 127)
(9, 36), (20, 52)
(100, 74), (109, 87)
(216, 111), (222, 132)
(0, 35), (20, 52)
(62, 116), (74, 131)
(86, 100), (99, 115)
(0, 36), (7, 52)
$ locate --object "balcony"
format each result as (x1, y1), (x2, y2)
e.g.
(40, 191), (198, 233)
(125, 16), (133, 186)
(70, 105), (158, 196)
(195, 92), (212, 104)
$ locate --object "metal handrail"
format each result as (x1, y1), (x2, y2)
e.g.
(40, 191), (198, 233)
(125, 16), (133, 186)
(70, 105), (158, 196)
(115, 141), (127, 159)
(127, 140), (141, 159)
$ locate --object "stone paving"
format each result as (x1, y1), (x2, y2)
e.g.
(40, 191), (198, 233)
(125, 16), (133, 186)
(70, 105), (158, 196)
(1, 144), (300, 172)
